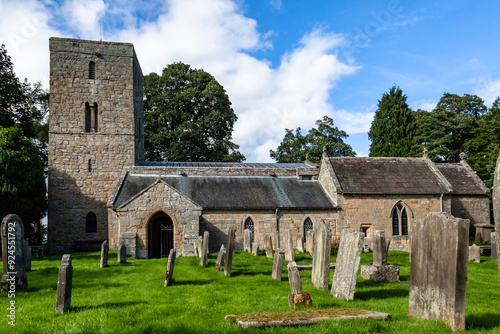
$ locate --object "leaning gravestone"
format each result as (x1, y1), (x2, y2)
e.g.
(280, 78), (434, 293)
(287, 261), (303, 294)
(23, 240), (31, 272)
(284, 229), (294, 262)
(311, 221), (331, 291)
(296, 234), (304, 253)
(468, 244), (480, 263)
(493, 152), (500, 283)
(1, 214), (28, 292)
(164, 248), (176, 287)
(492, 232), (498, 261)
(117, 244), (127, 264)
(55, 254), (72, 314)
(244, 229), (252, 253)
(265, 234), (273, 258)
(201, 231), (209, 267)
(224, 225), (236, 277)
(251, 242), (259, 256)
(305, 230), (314, 257)
(331, 230), (364, 300)
(215, 245), (226, 271)
(408, 212), (469, 331)
(100, 240), (109, 268)
(272, 248), (285, 281)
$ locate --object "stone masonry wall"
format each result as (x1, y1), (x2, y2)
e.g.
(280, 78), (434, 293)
(450, 195), (490, 226)
(48, 38), (144, 252)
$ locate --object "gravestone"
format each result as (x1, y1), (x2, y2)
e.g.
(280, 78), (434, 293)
(468, 244), (480, 263)
(215, 245), (226, 271)
(360, 231), (400, 282)
(23, 240), (31, 272)
(117, 244), (127, 264)
(311, 221), (331, 291)
(296, 234), (304, 253)
(244, 229), (252, 253)
(197, 236), (203, 258)
(272, 248), (285, 281)
(284, 229), (294, 262)
(372, 230), (387, 266)
(305, 230), (314, 257)
(201, 231), (209, 267)
(474, 224), (494, 244)
(492, 232), (497, 261)
(164, 249), (176, 287)
(331, 229), (364, 300)
(287, 261), (303, 294)
(119, 232), (137, 257)
(224, 225), (236, 277)
(272, 229), (280, 251)
(408, 212), (469, 331)
(1, 214), (28, 292)
(251, 242), (259, 256)
(100, 240), (109, 268)
(264, 234), (273, 258)
(493, 153), (500, 283)
(55, 254), (72, 314)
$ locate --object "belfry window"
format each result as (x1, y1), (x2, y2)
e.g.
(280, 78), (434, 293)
(303, 217), (313, 243)
(89, 61), (95, 79)
(85, 102), (91, 132)
(86, 212), (97, 233)
(92, 102), (98, 132)
(244, 217), (254, 242)
(392, 202), (409, 236)
(85, 102), (98, 132)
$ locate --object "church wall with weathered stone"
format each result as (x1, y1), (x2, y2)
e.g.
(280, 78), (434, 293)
(450, 195), (490, 226)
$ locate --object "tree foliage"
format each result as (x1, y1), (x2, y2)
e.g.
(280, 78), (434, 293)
(368, 86), (417, 157)
(144, 62), (245, 162)
(270, 116), (356, 163)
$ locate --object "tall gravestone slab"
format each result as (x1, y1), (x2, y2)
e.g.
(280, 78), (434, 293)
(305, 230), (314, 257)
(197, 236), (203, 258)
(100, 240), (109, 268)
(409, 212), (469, 331)
(492, 232), (497, 261)
(1, 214), (27, 292)
(287, 261), (303, 294)
(331, 230), (364, 300)
(284, 229), (294, 262)
(55, 254), (72, 314)
(372, 230), (387, 266)
(311, 222), (331, 291)
(117, 244), (127, 264)
(201, 231), (209, 267)
(272, 229), (280, 251)
(224, 225), (236, 277)
(215, 245), (226, 271)
(164, 249), (176, 287)
(251, 242), (259, 256)
(493, 153), (500, 283)
(272, 248), (285, 281)
(296, 234), (304, 253)
(468, 244), (480, 263)
(265, 235), (273, 258)
(244, 229), (252, 253)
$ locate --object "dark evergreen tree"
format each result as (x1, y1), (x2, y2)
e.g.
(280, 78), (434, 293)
(368, 86), (416, 157)
(144, 62), (245, 162)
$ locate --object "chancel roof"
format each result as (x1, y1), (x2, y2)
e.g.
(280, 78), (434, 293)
(112, 174), (336, 210)
(435, 163), (490, 195)
(136, 161), (309, 168)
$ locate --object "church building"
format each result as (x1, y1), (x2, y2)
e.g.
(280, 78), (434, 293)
(47, 38), (490, 257)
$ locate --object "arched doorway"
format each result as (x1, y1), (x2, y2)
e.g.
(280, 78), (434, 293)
(148, 212), (174, 258)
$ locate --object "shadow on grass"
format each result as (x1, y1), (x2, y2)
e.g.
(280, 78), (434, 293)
(353, 283), (408, 301)
(174, 279), (216, 286)
(70, 300), (148, 313)
(229, 269), (271, 277)
(466, 313), (500, 330)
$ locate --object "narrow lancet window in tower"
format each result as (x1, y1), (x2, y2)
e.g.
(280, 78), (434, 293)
(85, 102), (91, 132)
(92, 102), (98, 132)
(88, 159), (92, 172)
(89, 61), (95, 79)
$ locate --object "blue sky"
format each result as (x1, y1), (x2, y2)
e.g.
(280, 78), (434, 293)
(1, 0), (500, 161)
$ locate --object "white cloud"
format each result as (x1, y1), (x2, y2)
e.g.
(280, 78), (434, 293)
(475, 77), (500, 106)
(61, 0), (107, 40)
(415, 101), (436, 112)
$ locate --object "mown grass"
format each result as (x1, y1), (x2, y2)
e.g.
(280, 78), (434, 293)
(0, 250), (499, 333)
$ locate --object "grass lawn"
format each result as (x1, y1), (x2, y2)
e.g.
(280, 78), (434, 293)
(1, 250), (499, 333)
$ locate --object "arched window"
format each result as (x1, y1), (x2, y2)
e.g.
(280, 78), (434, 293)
(92, 102), (98, 132)
(85, 102), (91, 132)
(244, 217), (254, 242)
(89, 61), (95, 79)
(392, 202), (409, 236)
(303, 217), (313, 243)
(86, 212), (97, 233)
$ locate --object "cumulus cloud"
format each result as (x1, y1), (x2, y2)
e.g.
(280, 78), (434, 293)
(61, 0), (107, 40)
(475, 77), (500, 106)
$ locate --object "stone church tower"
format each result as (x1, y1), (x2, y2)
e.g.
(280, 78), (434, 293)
(47, 38), (144, 253)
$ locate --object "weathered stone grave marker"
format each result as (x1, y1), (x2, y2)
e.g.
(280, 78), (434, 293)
(468, 244), (480, 263)
(287, 261), (312, 308)
(331, 229), (364, 300)
(224, 225), (236, 277)
(264, 234), (273, 258)
(311, 221), (331, 291)
(55, 254), (72, 314)
(272, 248), (285, 281)
(100, 240), (109, 268)
(296, 234), (304, 253)
(492, 232), (497, 261)
(408, 212), (469, 331)
(197, 236), (203, 258)
(201, 231), (209, 267)
(164, 248), (176, 287)
(215, 245), (226, 271)
(272, 229), (280, 251)
(305, 229), (314, 257)
(244, 229), (252, 253)
(1, 214), (28, 292)
(284, 229), (294, 262)
(251, 242), (259, 256)
(360, 230), (399, 282)
(117, 244), (127, 264)
(474, 223), (494, 244)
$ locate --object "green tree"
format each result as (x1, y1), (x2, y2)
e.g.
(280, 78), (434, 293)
(415, 93), (486, 163)
(270, 116), (355, 163)
(368, 86), (417, 157)
(0, 127), (46, 243)
(144, 62), (245, 162)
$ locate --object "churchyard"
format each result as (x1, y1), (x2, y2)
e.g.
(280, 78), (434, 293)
(0, 247), (499, 333)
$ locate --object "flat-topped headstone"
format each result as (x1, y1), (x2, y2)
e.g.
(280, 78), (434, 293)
(55, 254), (72, 314)
(492, 232), (497, 261)
(311, 221), (331, 291)
(100, 240), (109, 268)
(305, 230), (314, 257)
(197, 236), (203, 258)
(201, 231), (209, 267)
(284, 229), (294, 262)
(272, 248), (285, 281)
(118, 244), (127, 264)
(215, 245), (226, 271)
(1, 214), (28, 292)
(264, 234), (273, 258)
(331, 230), (364, 300)
(474, 224), (494, 244)
(244, 229), (252, 253)
(372, 230), (387, 266)
(23, 240), (31, 272)
(409, 212), (469, 331)
(224, 225), (236, 277)
(272, 229), (280, 251)
(469, 244), (480, 263)
(287, 261), (303, 294)
(493, 153), (500, 284)
(251, 242), (259, 256)
(296, 234), (304, 253)
(164, 248), (176, 287)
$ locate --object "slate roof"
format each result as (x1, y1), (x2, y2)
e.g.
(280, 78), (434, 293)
(112, 174), (336, 210)
(329, 157), (450, 195)
(435, 163), (489, 195)
(136, 161), (309, 168)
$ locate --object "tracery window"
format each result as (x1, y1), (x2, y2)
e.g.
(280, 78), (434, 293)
(392, 202), (408, 236)
(244, 217), (254, 242)
(303, 217), (313, 243)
